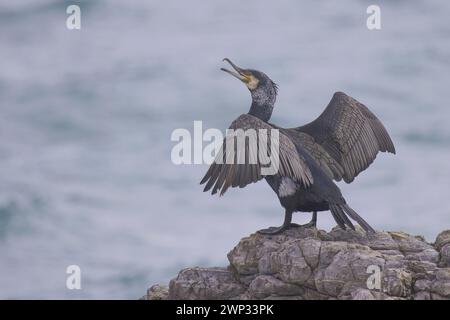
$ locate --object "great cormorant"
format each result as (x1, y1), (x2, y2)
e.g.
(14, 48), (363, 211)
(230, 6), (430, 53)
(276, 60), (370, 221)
(200, 58), (395, 234)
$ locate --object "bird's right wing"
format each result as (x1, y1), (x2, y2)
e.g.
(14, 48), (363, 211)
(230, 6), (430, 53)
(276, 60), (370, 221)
(200, 114), (313, 196)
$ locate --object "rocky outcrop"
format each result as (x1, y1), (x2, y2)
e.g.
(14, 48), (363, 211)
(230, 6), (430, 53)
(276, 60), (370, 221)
(142, 227), (450, 300)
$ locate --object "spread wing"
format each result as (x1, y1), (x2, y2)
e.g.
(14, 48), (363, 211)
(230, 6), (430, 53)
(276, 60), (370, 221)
(293, 92), (395, 183)
(282, 128), (345, 181)
(200, 114), (313, 195)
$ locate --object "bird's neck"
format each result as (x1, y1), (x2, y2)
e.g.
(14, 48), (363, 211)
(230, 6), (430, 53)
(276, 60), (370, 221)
(248, 87), (276, 122)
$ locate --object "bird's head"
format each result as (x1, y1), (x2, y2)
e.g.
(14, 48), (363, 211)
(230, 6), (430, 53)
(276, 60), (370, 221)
(221, 58), (277, 94)
(221, 58), (277, 121)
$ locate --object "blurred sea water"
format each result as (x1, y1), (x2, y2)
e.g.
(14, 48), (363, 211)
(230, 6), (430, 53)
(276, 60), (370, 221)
(0, 0), (449, 298)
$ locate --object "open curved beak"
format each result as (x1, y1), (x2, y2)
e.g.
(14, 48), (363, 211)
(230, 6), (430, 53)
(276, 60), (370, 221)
(221, 58), (250, 83)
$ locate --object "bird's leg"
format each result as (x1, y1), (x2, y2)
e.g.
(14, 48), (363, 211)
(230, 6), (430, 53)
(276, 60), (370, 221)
(289, 211), (317, 228)
(257, 210), (293, 235)
(310, 211), (317, 227)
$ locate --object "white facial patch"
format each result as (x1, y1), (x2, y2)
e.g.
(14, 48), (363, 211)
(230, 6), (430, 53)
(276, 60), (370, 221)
(278, 177), (297, 198)
(246, 76), (259, 90)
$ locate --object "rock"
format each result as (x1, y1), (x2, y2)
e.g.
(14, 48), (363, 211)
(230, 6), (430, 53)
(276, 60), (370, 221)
(350, 288), (375, 300)
(168, 267), (245, 300)
(248, 275), (304, 299)
(435, 230), (450, 251)
(414, 291), (431, 300)
(439, 245), (450, 267)
(435, 230), (450, 267)
(381, 268), (412, 297)
(145, 227), (450, 300)
(141, 284), (169, 300)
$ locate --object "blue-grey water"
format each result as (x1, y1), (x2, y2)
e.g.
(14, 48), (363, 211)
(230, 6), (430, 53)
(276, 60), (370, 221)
(1, 0), (449, 299)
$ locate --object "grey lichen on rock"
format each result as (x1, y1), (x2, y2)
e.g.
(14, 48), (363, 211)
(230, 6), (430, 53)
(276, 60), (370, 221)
(144, 227), (450, 300)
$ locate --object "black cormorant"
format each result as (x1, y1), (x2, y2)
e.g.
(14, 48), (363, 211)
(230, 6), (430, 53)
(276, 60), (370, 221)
(200, 58), (395, 234)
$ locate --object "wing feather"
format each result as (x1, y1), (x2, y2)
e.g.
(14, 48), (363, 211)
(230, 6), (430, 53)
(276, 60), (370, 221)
(293, 92), (395, 183)
(201, 114), (313, 195)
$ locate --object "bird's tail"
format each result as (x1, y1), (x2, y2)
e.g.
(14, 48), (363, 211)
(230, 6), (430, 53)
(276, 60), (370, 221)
(329, 204), (376, 234)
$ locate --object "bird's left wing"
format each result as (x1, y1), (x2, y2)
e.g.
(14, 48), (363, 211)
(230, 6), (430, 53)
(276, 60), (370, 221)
(293, 92), (395, 183)
(200, 114), (313, 195)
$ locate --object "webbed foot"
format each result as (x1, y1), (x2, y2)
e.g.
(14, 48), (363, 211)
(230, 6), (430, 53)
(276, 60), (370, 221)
(257, 225), (289, 235)
(284, 212), (318, 229)
(289, 220), (316, 229)
(257, 211), (318, 235)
